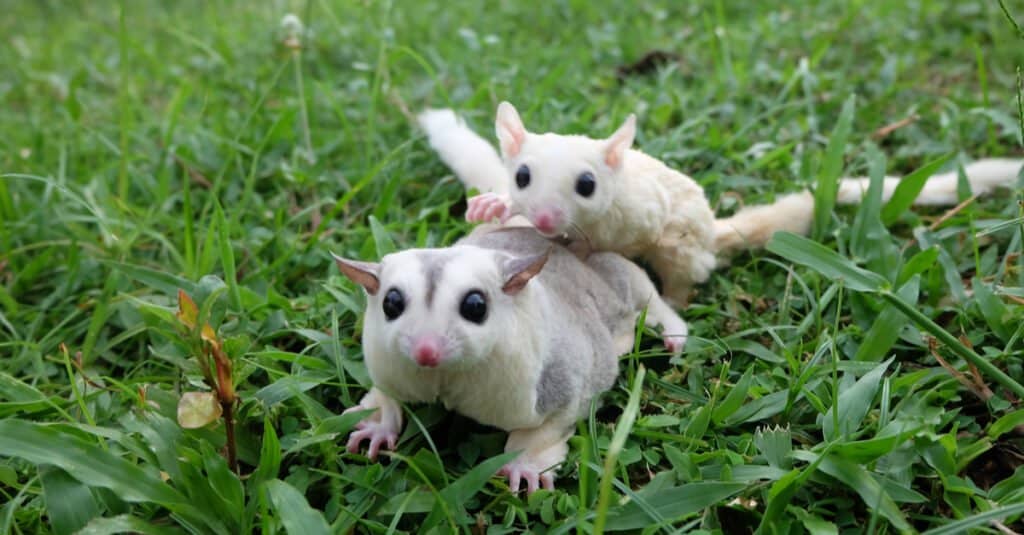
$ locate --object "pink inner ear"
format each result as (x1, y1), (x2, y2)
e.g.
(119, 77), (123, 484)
(496, 102), (527, 158)
(498, 120), (526, 158)
(604, 146), (624, 168)
(605, 139), (630, 168)
(604, 114), (636, 169)
(501, 249), (551, 295)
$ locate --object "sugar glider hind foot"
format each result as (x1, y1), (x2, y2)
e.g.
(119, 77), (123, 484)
(499, 417), (573, 493)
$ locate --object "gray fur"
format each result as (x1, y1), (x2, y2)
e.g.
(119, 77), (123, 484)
(536, 357), (572, 413)
(459, 225), (642, 417)
(418, 252), (447, 307)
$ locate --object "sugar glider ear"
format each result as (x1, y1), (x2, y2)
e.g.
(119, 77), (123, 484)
(495, 101), (528, 159)
(501, 248), (551, 295)
(332, 253), (380, 295)
(603, 114), (636, 169)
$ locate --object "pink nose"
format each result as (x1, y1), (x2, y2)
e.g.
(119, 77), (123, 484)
(533, 210), (561, 234)
(411, 337), (442, 368)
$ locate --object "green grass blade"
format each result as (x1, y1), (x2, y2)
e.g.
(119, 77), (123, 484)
(263, 479), (331, 535)
(880, 152), (956, 225)
(972, 277), (1011, 341)
(711, 368), (753, 425)
(880, 292), (1024, 399)
(252, 417), (281, 486)
(794, 451), (911, 531)
(105, 260), (199, 296)
(603, 481), (747, 531)
(922, 502), (1024, 535)
(214, 200), (242, 311)
(849, 143), (888, 257)
(422, 450), (520, 530)
(369, 215), (398, 256)
(813, 94), (856, 239)
(0, 419), (185, 504)
(766, 232), (889, 292)
(821, 358), (892, 441)
(896, 246), (938, 286)
(40, 465), (100, 535)
(593, 366), (646, 534)
(987, 409), (1024, 440)
(854, 276), (918, 361)
(76, 514), (187, 535)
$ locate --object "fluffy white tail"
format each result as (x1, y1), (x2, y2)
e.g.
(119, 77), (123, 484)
(417, 109), (509, 195)
(714, 158), (1023, 256)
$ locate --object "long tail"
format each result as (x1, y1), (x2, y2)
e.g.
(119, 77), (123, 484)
(417, 108), (509, 195)
(713, 158), (1023, 257)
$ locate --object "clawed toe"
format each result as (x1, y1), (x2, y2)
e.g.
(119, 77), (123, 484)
(663, 335), (685, 355)
(466, 194), (511, 223)
(497, 460), (556, 495)
(345, 422), (398, 461)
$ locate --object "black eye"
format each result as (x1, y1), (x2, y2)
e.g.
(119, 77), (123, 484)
(382, 288), (405, 320)
(459, 290), (487, 324)
(575, 172), (596, 197)
(515, 165), (531, 189)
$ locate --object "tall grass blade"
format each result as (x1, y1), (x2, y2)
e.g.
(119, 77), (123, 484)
(813, 95), (856, 239)
(264, 479), (331, 535)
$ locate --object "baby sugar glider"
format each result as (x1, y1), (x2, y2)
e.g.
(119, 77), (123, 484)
(419, 104), (1024, 307)
(333, 224), (687, 493)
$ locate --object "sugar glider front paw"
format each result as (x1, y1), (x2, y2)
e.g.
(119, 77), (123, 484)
(466, 193), (514, 223)
(345, 415), (399, 460)
(343, 387), (403, 461)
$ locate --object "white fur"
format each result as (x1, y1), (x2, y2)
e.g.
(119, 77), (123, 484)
(418, 109), (509, 195)
(715, 158), (1024, 255)
(489, 103), (720, 306)
(360, 246), (550, 430)
(422, 105), (1023, 305)
(337, 231), (688, 493)
(835, 157), (1024, 205)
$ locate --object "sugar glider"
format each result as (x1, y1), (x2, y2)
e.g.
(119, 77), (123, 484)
(333, 225), (686, 493)
(418, 106), (1023, 306)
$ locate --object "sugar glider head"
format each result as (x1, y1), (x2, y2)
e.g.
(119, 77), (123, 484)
(495, 101), (636, 239)
(333, 246), (549, 370)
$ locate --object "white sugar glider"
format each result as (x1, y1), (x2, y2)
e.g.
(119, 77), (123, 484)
(418, 106), (1023, 306)
(333, 225), (687, 493)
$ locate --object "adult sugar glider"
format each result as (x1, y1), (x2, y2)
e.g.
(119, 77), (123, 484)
(419, 104), (1023, 306)
(333, 225), (686, 493)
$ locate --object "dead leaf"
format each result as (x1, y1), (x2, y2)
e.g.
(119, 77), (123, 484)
(177, 391), (222, 429)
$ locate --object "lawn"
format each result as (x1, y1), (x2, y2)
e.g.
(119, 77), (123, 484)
(2, 0), (1024, 533)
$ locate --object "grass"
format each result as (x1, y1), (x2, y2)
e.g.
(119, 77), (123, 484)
(2, 0), (1024, 532)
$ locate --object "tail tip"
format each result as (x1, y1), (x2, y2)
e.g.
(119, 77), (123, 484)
(416, 108), (461, 134)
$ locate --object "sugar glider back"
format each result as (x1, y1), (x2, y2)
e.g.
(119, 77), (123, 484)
(333, 225), (686, 493)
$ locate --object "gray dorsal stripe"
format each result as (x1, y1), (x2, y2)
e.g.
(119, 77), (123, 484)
(420, 252), (447, 308)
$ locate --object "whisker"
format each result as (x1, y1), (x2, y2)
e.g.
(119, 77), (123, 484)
(567, 221), (595, 259)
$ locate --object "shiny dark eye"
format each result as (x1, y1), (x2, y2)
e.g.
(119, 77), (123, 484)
(575, 172), (596, 197)
(459, 290), (487, 324)
(515, 165), (531, 189)
(382, 288), (405, 320)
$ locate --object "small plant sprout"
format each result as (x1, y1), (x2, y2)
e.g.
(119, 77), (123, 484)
(174, 289), (239, 473)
